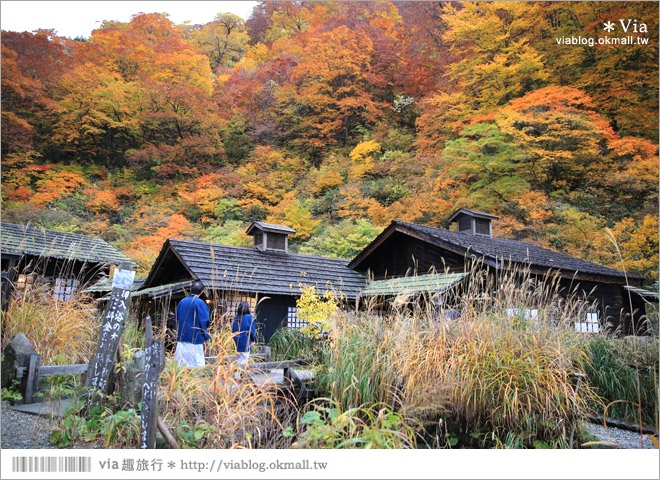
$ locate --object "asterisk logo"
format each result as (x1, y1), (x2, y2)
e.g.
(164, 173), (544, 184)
(603, 21), (616, 32)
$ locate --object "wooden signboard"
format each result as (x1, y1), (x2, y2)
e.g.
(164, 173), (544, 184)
(140, 314), (164, 449)
(84, 263), (135, 395)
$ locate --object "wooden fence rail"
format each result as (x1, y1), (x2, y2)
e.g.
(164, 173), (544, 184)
(16, 346), (283, 404)
(16, 355), (90, 404)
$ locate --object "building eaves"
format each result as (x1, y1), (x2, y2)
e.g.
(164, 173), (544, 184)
(166, 239), (367, 299)
(393, 220), (635, 281)
(1, 222), (137, 267)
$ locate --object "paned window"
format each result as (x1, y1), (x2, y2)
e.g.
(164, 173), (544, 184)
(53, 278), (79, 301)
(575, 312), (599, 333)
(507, 308), (538, 320)
(286, 307), (308, 330)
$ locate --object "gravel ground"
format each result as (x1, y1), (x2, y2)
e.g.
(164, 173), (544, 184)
(2, 400), (656, 449)
(583, 422), (656, 449)
(1, 401), (57, 449)
(1, 401), (103, 449)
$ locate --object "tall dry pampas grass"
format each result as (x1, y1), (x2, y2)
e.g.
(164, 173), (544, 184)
(317, 261), (599, 447)
(159, 324), (296, 449)
(1, 288), (100, 364)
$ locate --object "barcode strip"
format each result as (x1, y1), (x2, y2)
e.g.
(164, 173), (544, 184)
(12, 456), (91, 473)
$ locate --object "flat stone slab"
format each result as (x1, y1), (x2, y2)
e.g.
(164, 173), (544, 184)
(10, 398), (72, 417)
(248, 368), (288, 387)
(292, 368), (315, 382)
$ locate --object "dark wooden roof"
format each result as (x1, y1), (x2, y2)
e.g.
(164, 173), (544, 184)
(448, 208), (499, 222)
(1, 222), (136, 267)
(246, 222), (296, 235)
(82, 277), (146, 295)
(144, 239), (367, 300)
(349, 220), (640, 284)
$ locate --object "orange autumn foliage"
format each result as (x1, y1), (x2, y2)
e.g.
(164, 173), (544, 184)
(85, 188), (120, 214)
(126, 213), (193, 272)
(31, 171), (87, 206)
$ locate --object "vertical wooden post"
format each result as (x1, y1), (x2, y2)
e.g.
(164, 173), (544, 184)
(1, 256), (18, 312)
(140, 314), (164, 449)
(84, 262), (135, 397)
(23, 353), (42, 404)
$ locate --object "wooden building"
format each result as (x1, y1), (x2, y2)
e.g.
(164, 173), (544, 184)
(137, 210), (655, 340)
(134, 222), (367, 342)
(1, 222), (136, 309)
(350, 209), (653, 335)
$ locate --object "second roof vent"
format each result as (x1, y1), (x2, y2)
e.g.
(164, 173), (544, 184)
(448, 208), (498, 238)
(246, 222), (296, 253)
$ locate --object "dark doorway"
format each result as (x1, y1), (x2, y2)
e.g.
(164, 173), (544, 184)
(256, 295), (294, 342)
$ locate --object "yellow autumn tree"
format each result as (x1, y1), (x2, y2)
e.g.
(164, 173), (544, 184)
(179, 173), (227, 221)
(348, 140), (381, 180)
(266, 191), (320, 243)
(609, 215), (659, 283)
(296, 284), (339, 339)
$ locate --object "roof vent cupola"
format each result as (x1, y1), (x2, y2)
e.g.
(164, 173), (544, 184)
(246, 222), (296, 253)
(448, 208), (498, 238)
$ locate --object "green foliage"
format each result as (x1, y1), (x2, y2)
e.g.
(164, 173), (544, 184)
(315, 313), (397, 411)
(202, 220), (251, 247)
(101, 407), (142, 447)
(1, 380), (23, 402)
(115, 319), (145, 374)
(173, 420), (218, 448)
(50, 396), (142, 448)
(222, 117), (254, 162)
(298, 220), (382, 258)
(294, 400), (418, 449)
(442, 122), (527, 203)
(268, 328), (315, 362)
(213, 198), (245, 223)
(50, 412), (87, 448)
(46, 373), (81, 400)
(579, 336), (659, 426)
(367, 179), (412, 207)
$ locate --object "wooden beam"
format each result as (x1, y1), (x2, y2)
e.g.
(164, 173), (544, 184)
(40, 364), (88, 376)
(586, 414), (657, 436)
(23, 354), (41, 404)
(140, 315), (164, 449)
(157, 417), (180, 449)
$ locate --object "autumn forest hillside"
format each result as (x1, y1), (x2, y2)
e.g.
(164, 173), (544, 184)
(2, 1), (658, 282)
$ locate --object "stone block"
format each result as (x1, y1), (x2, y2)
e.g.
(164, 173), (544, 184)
(1, 333), (36, 390)
(120, 350), (146, 407)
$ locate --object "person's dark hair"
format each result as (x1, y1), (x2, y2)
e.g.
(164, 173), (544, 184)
(190, 280), (205, 295)
(236, 301), (250, 316)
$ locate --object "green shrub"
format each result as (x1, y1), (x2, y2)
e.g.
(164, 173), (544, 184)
(294, 400), (419, 449)
(315, 313), (398, 412)
(579, 336), (659, 426)
(268, 328), (315, 361)
(50, 395), (142, 448)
